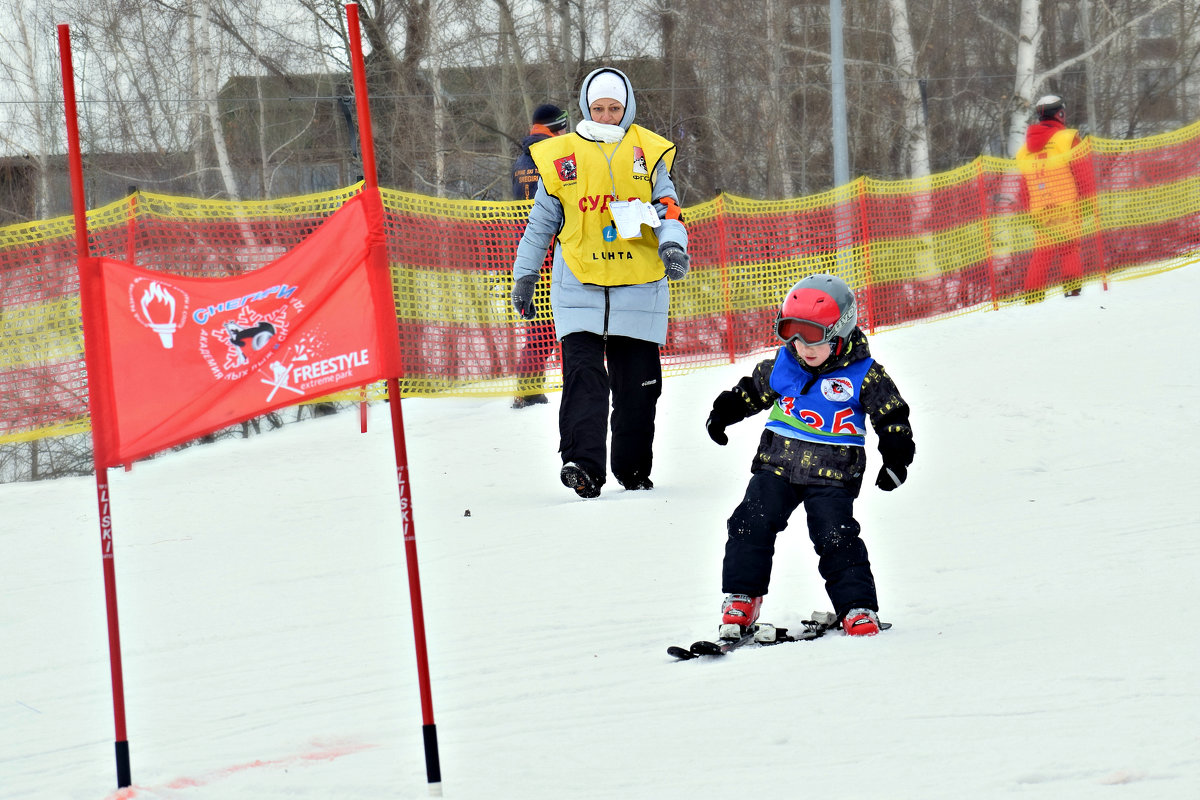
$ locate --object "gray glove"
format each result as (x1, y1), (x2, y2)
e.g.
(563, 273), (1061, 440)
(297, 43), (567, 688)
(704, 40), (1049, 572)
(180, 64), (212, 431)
(511, 274), (538, 320)
(659, 243), (689, 281)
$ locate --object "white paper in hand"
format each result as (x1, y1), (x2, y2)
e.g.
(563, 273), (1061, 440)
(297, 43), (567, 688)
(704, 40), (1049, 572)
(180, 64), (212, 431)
(609, 200), (661, 239)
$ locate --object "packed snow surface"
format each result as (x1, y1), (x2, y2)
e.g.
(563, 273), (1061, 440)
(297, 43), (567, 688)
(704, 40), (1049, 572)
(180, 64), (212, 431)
(3, 264), (1198, 799)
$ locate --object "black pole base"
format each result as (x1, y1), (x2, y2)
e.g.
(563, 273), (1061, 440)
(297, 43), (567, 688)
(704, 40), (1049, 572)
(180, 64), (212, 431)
(115, 739), (131, 788)
(422, 723), (441, 786)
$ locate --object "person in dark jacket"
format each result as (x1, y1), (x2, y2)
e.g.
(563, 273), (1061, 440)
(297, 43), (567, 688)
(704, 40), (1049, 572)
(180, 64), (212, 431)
(512, 104), (569, 200)
(705, 274), (915, 639)
(511, 104), (568, 409)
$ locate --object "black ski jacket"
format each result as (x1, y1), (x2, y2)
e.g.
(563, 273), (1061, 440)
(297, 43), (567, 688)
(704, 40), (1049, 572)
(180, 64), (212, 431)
(718, 328), (914, 494)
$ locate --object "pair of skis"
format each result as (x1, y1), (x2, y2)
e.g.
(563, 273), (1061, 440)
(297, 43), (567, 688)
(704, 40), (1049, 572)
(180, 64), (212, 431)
(668, 612), (890, 660)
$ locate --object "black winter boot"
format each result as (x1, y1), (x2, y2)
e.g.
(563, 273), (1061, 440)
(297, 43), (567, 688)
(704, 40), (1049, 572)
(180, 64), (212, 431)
(512, 393), (549, 409)
(617, 474), (654, 490)
(560, 462), (602, 498)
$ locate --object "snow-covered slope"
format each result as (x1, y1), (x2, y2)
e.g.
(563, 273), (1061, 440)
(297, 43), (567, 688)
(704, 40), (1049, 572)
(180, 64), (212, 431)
(3, 264), (1198, 799)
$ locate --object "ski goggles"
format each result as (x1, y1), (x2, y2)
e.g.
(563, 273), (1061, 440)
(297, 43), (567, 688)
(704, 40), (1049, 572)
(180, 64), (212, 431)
(774, 316), (837, 346)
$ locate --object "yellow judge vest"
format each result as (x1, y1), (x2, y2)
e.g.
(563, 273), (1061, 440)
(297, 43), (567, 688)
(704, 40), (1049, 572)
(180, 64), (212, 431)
(1016, 128), (1080, 212)
(531, 125), (677, 286)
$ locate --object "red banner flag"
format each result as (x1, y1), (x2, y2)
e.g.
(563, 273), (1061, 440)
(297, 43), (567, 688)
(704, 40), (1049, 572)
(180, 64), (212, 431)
(80, 191), (401, 468)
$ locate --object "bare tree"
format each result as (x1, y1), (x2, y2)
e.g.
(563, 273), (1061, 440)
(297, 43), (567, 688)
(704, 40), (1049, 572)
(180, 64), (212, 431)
(0, 2), (61, 221)
(495, 0), (533, 126)
(763, 0), (794, 198)
(198, 0), (241, 199)
(886, 0), (930, 177)
(3, 0), (1200, 206)
(1003, 0), (1186, 153)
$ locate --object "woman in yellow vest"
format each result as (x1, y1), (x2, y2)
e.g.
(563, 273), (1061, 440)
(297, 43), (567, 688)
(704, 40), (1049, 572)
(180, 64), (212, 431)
(511, 66), (690, 499)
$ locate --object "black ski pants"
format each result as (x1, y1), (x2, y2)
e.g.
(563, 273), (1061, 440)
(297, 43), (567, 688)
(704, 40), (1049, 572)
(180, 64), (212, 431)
(722, 471), (878, 617)
(559, 331), (662, 486)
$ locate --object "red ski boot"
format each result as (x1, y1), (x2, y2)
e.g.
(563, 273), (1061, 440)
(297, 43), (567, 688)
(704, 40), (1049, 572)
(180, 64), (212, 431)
(719, 593), (763, 640)
(842, 608), (880, 636)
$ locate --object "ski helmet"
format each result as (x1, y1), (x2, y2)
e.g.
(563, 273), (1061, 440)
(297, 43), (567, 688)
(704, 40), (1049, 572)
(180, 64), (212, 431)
(1035, 94), (1065, 120)
(774, 274), (857, 355)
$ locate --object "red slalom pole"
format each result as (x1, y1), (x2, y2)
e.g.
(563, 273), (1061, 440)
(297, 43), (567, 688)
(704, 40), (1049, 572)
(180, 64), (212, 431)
(345, 4), (441, 792)
(58, 23), (132, 789)
(387, 377), (441, 787)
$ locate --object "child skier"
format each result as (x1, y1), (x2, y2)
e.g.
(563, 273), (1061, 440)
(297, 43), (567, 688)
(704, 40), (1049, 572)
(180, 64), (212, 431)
(705, 274), (915, 639)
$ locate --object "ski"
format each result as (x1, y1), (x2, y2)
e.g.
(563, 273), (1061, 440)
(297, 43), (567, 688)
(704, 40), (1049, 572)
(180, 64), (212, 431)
(666, 623), (786, 660)
(667, 613), (891, 660)
(689, 628), (760, 657)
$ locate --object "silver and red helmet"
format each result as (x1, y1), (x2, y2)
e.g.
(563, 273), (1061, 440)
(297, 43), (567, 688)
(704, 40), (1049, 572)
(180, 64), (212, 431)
(774, 274), (857, 354)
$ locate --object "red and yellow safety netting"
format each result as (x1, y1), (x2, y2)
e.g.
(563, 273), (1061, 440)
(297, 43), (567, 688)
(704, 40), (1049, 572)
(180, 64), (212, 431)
(3, 119), (1199, 444)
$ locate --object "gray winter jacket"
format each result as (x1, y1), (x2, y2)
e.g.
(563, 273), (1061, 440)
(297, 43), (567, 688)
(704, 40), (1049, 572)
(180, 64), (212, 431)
(511, 67), (688, 345)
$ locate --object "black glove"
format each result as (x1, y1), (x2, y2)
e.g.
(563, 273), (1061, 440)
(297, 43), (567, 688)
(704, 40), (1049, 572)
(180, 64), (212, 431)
(875, 431), (914, 491)
(875, 463), (907, 491)
(706, 411), (729, 446)
(659, 243), (690, 281)
(511, 274), (538, 320)
(706, 388), (747, 446)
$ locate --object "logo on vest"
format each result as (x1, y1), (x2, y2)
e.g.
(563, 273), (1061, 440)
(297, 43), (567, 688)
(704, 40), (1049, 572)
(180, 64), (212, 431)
(554, 154), (577, 182)
(632, 146), (647, 175)
(821, 377), (854, 402)
(603, 224), (617, 242)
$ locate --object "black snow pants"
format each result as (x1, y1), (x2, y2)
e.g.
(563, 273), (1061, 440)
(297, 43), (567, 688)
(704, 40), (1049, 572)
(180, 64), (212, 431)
(559, 331), (662, 487)
(721, 470), (878, 617)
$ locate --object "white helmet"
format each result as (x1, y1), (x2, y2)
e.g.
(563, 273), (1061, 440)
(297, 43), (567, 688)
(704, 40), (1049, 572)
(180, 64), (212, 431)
(1035, 94), (1065, 118)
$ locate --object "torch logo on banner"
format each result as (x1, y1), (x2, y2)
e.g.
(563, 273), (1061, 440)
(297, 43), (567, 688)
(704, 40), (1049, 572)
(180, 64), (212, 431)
(129, 278), (190, 349)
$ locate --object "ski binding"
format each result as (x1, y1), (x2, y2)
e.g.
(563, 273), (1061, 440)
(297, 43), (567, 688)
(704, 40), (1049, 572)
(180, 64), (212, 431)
(668, 612), (890, 660)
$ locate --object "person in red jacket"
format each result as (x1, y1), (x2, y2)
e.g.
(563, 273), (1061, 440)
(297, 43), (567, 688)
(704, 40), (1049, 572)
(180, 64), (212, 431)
(1016, 95), (1092, 301)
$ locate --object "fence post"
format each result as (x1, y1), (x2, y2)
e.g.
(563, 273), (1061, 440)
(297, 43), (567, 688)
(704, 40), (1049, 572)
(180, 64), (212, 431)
(1081, 140), (1109, 291)
(853, 178), (876, 334)
(974, 158), (999, 312)
(715, 194), (737, 364)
